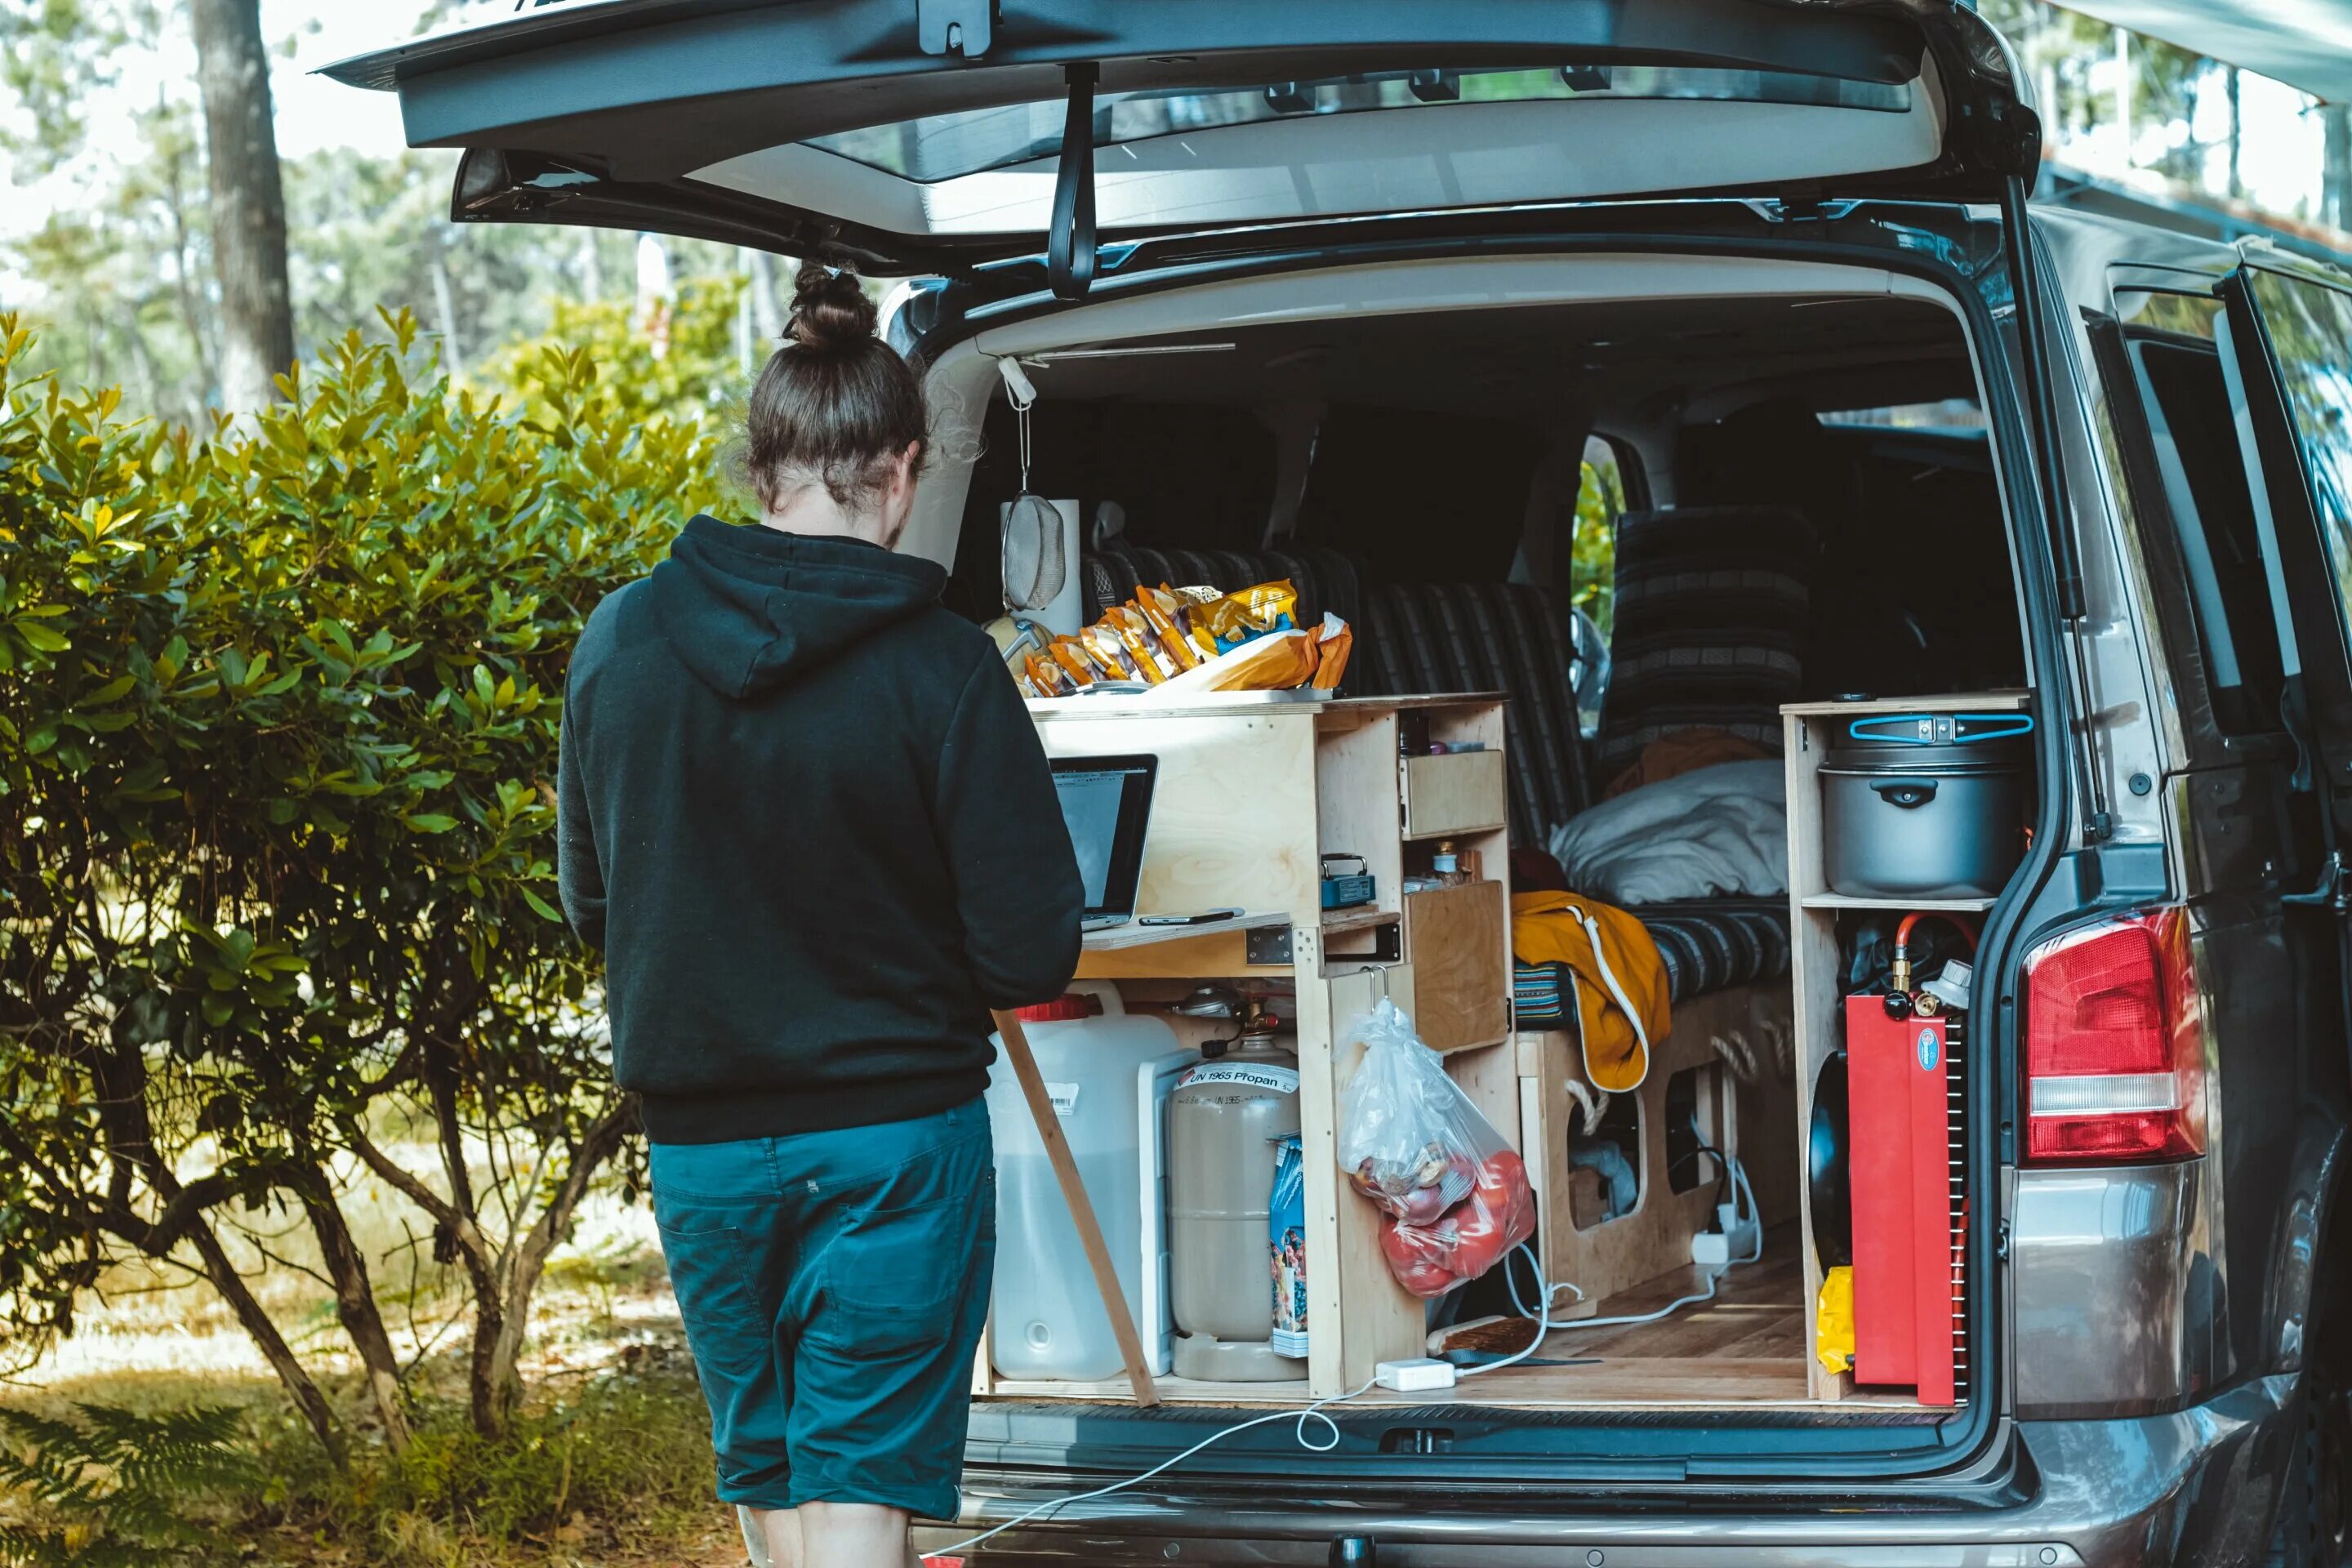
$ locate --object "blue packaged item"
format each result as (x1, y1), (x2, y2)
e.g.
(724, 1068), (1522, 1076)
(1270, 1134), (1309, 1360)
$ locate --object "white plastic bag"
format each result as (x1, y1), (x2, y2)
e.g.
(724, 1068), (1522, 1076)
(1338, 999), (1535, 1298)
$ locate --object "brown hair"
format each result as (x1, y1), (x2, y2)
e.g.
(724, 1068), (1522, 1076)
(740, 265), (929, 514)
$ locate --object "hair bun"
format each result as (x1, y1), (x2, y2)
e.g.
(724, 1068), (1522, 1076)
(787, 265), (880, 354)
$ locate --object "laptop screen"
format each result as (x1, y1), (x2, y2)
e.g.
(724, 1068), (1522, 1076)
(1051, 755), (1156, 920)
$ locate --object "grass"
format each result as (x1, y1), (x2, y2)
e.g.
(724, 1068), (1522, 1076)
(0, 1138), (746, 1568)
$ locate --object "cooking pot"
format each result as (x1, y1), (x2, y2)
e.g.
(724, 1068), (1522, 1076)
(1819, 711), (2033, 899)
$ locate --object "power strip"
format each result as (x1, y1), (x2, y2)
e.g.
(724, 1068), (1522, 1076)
(1689, 1201), (1761, 1269)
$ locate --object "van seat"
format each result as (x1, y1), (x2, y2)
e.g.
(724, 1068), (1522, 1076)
(1355, 583), (1596, 846)
(1080, 541), (1368, 628)
(1596, 506), (1818, 786)
(1514, 898), (1791, 1015)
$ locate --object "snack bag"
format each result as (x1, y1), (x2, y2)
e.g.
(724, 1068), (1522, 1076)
(1190, 627), (1319, 693)
(1135, 586), (1204, 671)
(1167, 585), (1226, 663)
(1339, 999), (1535, 1298)
(1309, 612), (1354, 691)
(1269, 1134), (1309, 1359)
(1079, 623), (1143, 683)
(1021, 652), (1072, 697)
(1197, 579), (1301, 653)
(1110, 604), (1179, 683)
(1047, 639), (1098, 688)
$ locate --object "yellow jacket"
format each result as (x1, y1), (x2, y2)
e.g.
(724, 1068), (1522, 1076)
(1512, 889), (1673, 1094)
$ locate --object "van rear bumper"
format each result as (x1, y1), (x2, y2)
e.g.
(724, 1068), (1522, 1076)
(918, 1374), (2296, 1566)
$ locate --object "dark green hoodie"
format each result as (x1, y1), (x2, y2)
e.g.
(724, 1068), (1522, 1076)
(557, 516), (1083, 1143)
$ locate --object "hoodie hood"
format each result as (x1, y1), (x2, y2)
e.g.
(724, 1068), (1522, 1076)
(645, 515), (947, 698)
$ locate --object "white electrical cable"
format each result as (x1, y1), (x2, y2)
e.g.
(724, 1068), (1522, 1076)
(940, 1152), (1762, 1550)
(1462, 1152), (1762, 1380)
(934, 1378), (1381, 1556)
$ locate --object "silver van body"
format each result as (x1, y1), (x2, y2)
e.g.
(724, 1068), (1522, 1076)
(328, 7), (2352, 1561)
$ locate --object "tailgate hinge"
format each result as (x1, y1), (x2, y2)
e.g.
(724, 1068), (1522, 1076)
(2285, 849), (2352, 912)
(918, 0), (993, 58)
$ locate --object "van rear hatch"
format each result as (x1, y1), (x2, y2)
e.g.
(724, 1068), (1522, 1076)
(321, 0), (2040, 274)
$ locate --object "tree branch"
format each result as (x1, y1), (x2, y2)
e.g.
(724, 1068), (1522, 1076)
(340, 1117), (497, 1285)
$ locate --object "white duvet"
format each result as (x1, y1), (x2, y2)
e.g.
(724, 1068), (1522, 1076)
(1548, 759), (1788, 906)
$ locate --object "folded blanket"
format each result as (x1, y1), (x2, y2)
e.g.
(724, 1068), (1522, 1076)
(1548, 759), (1788, 906)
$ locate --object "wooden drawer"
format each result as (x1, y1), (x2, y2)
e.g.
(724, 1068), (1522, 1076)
(1403, 880), (1508, 1051)
(1401, 750), (1507, 840)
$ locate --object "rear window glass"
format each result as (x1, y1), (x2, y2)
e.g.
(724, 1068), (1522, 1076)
(1817, 399), (1984, 430)
(2249, 269), (2352, 568)
(2134, 336), (2284, 733)
(808, 65), (1912, 184)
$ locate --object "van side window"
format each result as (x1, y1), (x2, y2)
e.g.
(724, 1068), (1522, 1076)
(1569, 434), (1630, 734)
(2114, 287), (2286, 736)
(2246, 270), (2352, 601)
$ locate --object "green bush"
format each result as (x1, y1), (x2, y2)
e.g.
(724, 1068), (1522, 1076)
(0, 1402), (252, 1567)
(0, 310), (728, 1454)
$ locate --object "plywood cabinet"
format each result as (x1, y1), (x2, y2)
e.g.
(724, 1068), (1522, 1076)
(1782, 692), (2025, 1405)
(1018, 693), (1515, 1401)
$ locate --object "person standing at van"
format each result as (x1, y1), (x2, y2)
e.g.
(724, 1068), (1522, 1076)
(556, 265), (1084, 1568)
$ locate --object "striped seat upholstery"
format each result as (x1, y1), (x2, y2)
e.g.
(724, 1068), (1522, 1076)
(1354, 583), (1595, 847)
(1596, 506), (1819, 784)
(1513, 898), (1791, 1017)
(1080, 541), (1368, 630)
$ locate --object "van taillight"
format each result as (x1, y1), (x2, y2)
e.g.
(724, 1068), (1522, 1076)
(2021, 909), (2205, 1165)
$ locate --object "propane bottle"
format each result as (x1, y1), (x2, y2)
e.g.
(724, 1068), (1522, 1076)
(1167, 1018), (1305, 1382)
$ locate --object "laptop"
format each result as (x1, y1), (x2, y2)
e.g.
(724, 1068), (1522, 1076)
(1051, 755), (1157, 933)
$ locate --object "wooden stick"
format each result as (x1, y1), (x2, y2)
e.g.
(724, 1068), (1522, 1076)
(992, 1007), (1162, 1407)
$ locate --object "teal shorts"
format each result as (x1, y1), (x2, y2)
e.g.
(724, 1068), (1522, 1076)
(648, 1098), (995, 1521)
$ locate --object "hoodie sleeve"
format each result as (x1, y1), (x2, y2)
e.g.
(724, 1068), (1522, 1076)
(935, 651), (1084, 1009)
(556, 704), (607, 951)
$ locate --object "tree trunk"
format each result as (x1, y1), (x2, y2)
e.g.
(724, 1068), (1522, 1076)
(748, 250), (784, 342)
(190, 0), (294, 412)
(471, 1102), (633, 1439)
(2326, 105), (2351, 231)
(185, 1219), (345, 1465)
(431, 251), (466, 373)
(2225, 66), (2243, 202)
(296, 1172), (413, 1454)
(468, 1290), (519, 1438)
(578, 232), (604, 303)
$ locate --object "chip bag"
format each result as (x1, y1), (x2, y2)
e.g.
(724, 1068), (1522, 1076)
(1135, 586), (1204, 672)
(1309, 612), (1354, 691)
(1196, 579), (1300, 653)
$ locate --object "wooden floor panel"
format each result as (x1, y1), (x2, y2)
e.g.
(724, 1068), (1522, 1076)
(981, 1225), (1911, 1410)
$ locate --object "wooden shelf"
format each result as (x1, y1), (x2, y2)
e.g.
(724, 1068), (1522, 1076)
(1783, 690), (2023, 1406)
(1030, 693), (1512, 1399)
(1083, 911), (1290, 952)
(1799, 893), (1998, 912)
(1780, 691), (2029, 719)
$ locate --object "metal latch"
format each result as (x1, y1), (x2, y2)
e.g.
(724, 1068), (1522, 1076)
(2285, 849), (2352, 912)
(917, 0), (992, 58)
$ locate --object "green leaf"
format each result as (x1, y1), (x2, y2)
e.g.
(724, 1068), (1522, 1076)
(81, 675), (136, 706)
(403, 813), (458, 834)
(521, 887), (564, 923)
(13, 621), (69, 653)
